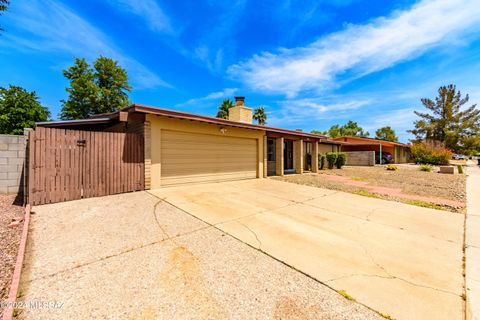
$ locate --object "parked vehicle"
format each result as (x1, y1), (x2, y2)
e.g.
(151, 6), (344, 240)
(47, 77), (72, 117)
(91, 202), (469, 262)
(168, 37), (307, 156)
(375, 151), (393, 164)
(452, 154), (466, 160)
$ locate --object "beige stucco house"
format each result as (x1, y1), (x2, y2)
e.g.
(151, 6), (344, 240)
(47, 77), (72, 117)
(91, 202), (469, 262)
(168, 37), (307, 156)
(39, 97), (341, 188)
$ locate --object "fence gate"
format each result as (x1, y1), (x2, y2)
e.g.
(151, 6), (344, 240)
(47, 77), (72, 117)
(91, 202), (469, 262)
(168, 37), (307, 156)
(28, 127), (144, 205)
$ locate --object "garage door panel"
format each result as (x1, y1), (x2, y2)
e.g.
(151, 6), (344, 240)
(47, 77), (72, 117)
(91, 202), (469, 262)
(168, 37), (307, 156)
(161, 130), (257, 186)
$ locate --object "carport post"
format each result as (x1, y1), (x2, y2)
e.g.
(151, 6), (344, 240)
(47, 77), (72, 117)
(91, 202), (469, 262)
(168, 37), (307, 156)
(379, 143), (382, 165)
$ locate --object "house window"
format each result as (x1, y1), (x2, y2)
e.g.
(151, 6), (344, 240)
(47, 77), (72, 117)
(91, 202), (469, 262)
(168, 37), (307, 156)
(267, 139), (276, 161)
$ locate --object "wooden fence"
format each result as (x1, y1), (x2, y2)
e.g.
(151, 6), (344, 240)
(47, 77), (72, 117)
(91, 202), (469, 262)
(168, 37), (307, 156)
(28, 127), (144, 205)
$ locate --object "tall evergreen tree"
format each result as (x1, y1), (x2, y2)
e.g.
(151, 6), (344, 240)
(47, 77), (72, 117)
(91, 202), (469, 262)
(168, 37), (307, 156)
(408, 84), (480, 151)
(0, 85), (50, 134)
(60, 56), (132, 120)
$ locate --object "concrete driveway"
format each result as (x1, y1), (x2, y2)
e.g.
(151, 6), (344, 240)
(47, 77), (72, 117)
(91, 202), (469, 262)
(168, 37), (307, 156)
(17, 191), (380, 319)
(150, 178), (465, 320)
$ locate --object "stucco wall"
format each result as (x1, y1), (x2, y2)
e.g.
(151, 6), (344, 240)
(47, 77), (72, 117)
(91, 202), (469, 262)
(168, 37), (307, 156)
(344, 151), (375, 166)
(147, 115), (265, 189)
(318, 143), (338, 154)
(0, 134), (27, 194)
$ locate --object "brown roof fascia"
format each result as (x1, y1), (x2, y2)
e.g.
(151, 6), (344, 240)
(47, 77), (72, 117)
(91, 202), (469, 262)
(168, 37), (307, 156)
(127, 104), (329, 140)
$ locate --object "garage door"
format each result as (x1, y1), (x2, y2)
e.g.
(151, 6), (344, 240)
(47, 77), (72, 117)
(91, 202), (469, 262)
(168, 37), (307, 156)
(161, 130), (257, 186)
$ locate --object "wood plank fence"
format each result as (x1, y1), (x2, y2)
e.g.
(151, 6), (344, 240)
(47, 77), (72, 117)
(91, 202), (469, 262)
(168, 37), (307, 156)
(28, 127), (144, 205)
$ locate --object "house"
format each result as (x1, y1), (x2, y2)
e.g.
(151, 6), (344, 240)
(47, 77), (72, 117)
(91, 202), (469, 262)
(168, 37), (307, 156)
(37, 97), (342, 188)
(333, 136), (410, 164)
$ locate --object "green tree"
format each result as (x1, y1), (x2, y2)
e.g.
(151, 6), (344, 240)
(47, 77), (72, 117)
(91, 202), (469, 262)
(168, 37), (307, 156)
(375, 126), (398, 142)
(216, 99), (234, 119)
(408, 84), (480, 152)
(320, 121), (369, 138)
(60, 58), (98, 120)
(0, 85), (50, 134)
(0, 0), (9, 32)
(60, 56), (132, 120)
(253, 106), (267, 125)
(94, 56), (131, 114)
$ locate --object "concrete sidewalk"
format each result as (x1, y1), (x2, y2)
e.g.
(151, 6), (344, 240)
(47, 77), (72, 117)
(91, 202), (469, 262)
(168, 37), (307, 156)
(152, 178), (465, 320)
(466, 164), (480, 320)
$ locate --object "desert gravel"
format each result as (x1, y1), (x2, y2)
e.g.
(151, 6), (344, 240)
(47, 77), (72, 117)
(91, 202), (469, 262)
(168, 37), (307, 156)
(16, 191), (382, 320)
(0, 194), (24, 316)
(275, 165), (466, 212)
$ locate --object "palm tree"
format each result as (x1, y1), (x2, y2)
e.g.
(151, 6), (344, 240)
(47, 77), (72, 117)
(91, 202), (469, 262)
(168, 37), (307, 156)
(253, 106), (267, 125)
(216, 99), (234, 119)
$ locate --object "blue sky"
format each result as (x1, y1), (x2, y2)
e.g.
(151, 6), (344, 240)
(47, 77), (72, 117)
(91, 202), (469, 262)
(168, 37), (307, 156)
(1, 0), (480, 142)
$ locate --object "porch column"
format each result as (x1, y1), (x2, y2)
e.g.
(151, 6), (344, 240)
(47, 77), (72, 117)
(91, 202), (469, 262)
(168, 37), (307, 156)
(275, 137), (284, 176)
(263, 135), (267, 178)
(312, 141), (319, 173)
(294, 139), (303, 174)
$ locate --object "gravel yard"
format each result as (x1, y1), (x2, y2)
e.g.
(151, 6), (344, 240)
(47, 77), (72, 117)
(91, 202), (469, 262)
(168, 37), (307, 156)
(0, 194), (24, 315)
(274, 165), (466, 212)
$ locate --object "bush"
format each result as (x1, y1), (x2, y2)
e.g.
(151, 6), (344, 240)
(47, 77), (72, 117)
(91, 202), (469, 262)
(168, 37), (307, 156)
(410, 143), (452, 165)
(419, 164), (433, 172)
(336, 153), (347, 169)
(318, 154), (326, 170)
(326, 152), (338, 169)
(386, 164), (397, 171)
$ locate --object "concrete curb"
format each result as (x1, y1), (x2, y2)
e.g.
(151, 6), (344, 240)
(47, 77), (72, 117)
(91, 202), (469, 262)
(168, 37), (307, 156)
(465, 165), (480, 320)
(2, 204), (31, 320)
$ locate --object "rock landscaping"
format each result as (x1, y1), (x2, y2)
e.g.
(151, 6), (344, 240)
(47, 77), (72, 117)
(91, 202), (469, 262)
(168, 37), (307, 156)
(0, 194), (24, 316)
(275, 165), (466, 212)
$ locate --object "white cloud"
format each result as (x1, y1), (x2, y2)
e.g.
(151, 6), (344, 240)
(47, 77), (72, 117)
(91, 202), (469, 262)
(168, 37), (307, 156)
(362, 108), (417, 142)
(176, 88), (238, 107)
(106, 0), (174, 34)
(3, 0), (171, 89)
(228, 0), (480, 97)
(267, 98), (370, 127)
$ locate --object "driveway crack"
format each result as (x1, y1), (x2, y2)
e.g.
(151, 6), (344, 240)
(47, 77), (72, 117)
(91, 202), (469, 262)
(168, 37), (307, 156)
(352, 222), (461, 298)
(237, 222), (262, 249)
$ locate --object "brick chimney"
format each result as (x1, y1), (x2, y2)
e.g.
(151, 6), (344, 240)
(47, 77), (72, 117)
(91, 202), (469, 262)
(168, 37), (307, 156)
(228, 96), (253, 124)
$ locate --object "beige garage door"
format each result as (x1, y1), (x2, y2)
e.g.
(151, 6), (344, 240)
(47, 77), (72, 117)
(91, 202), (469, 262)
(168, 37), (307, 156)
(161, 130), (257, 186)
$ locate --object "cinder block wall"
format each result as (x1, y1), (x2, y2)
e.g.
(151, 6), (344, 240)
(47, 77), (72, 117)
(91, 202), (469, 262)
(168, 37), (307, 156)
(0, 134), (27, 194)
(344, 151), (375, 166)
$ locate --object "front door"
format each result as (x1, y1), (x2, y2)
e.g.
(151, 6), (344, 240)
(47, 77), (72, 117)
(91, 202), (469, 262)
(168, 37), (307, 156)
(304, 141), (312, 171)
(267, 138), (276, 176)
(284, 140), (294, 172)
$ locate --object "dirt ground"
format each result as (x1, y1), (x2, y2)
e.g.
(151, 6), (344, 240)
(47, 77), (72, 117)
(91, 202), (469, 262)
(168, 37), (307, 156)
(0, 194), (24, 315)
(275, 165), (466, 212)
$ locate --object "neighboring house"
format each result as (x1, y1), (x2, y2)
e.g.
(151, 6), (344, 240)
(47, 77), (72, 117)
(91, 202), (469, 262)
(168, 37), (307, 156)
(333, 136), (410, 164)
(37, 97), (342, 188)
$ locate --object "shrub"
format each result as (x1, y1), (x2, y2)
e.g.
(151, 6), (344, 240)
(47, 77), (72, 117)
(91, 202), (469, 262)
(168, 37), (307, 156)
(386, 164), (397, 171)
(419, 164), (433, 172)
(410, 143), (452, 165)
(326, 152), (338, 169)
(318, 154), (327, 170)
(336, 152), (347, 169)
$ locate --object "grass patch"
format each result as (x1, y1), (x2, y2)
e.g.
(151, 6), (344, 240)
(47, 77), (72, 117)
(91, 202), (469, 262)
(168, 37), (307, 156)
(379, 312), (396, 320)
(351, 176), (367, 181)
(338, 289), (355, 301)
(353, 190), (382, 199)
(404, 199), (444, 210)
